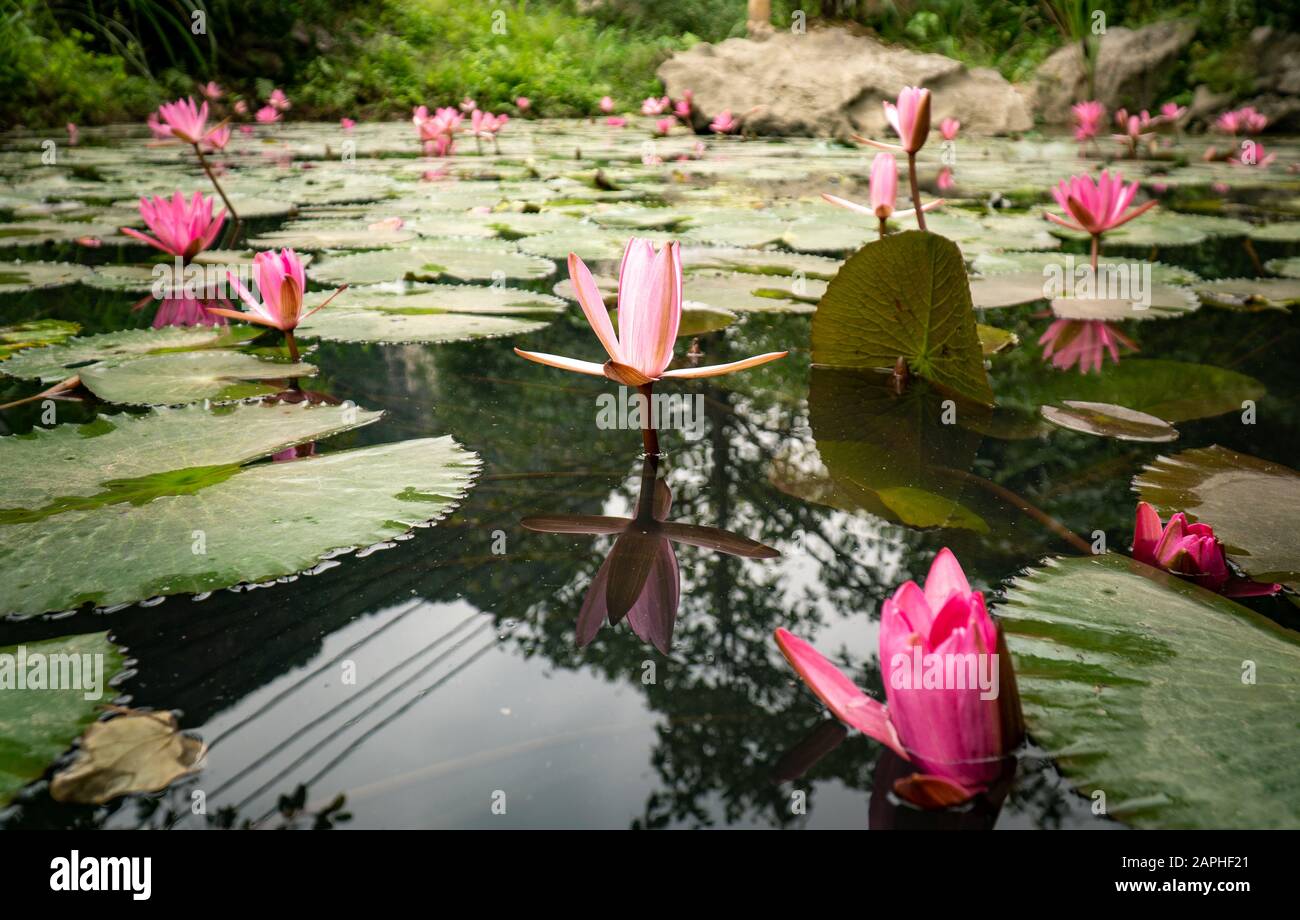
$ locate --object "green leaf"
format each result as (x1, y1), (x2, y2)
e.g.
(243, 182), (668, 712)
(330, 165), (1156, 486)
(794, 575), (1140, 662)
(999, 553), (1300, 829)
(298, 310), (549, 345)
(0, 327), (250, 383)
(811, 230), (993, 406)
(79, 351), (316, 406)
(309, 241), (554, 285)
(0, 632), (127, 806)
(0, 401), (381, 518)
(306, 284), (567, 316)
(0, 436), (479, 618)
(1133, 445), (1300, 591)
(0, 260), (91, 293)
(0, 321), (80, 360)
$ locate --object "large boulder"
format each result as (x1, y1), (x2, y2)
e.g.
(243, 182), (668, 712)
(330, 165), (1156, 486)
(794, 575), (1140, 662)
(1034, 20), (1196, 124)
(656, 27), (1032, 139)
(1237, 26), (1300, 131)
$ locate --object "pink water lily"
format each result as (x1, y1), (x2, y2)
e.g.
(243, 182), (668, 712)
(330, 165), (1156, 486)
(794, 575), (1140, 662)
(66, 123), (79, 146)
(1038, 318), (1136, 374)
(1160, 101), (1186, 123)
(1229, 140), (1277, 168)
(156, 97), (211, 144)
(673, 90), (693, 119)
(207, 248), (344, 359)
(514, 238), (786, 452)
(599, 96), (615, 114)
(1133, 502), (1280, 597)
(606, 116), (627, 128)
(939, 117), (960, 141)
(1045, 170), (1157, 269)
(268, 88), (291, 111)
(202, 124), (231, 152)
(709, 110), (738, 134)
(641, 96), (670, 116)
(201, 81), (223, 101)
(256, 105), (280, 124)
(515, 96), (530, 112)
(883, 86), (931, 154)
(121, 191), (226, 260)
(1216, 106), (1267, 136)
(821, 151), (943, 233)
(341, 117), (356, 131)
(776, 549), (1023, 804)
(1072, 100), (1105, 142)
(653, 116), (676, 136)
(460, 96), (477, 113)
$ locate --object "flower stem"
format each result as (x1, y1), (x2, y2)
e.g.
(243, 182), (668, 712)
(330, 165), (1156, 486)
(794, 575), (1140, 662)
(877, 217), (887, 240)
(192, 142), (240, 225)
(285, 330), (300, 363)
(907, 151), (927, 231)
(637, 383), (661, 457)
(0, 375), (81, 411)
(1090, 234), (1100, 273)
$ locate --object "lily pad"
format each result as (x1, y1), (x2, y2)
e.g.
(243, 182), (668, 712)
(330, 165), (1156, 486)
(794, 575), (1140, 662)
(247, 221), (418, 250)
(0, 401), (381, 513)
(0, 320), (80, 359)
(298, 309), (549, 345)
(1050, 282), (1198, 321)
(969, 271), (1049, 308)
(50, 706), (205, 804)
(977, 323), (1019, 356)
(679, 246), (842, 280)
(79, 350), (317, 406)
(1249, 222), (1300, 243)
(999, 553), (1300, 829)
(1040, 400), (1178, 441)
(1197, 277), (1300, 311)
(684, 271), (823, 314)
(0, 326), (246, 383)
(970, 251), (1202, 287)
(0, 632), (127, 806)
(0, 260), (92, 293)
(305, 283), (566, 315)
(0, 435), (479, 618)
(1265, 257), (1300, 279)
(1133, 445), (1300, 591)
(308, 241), (555, 285)
(811, 230), (993, 406)
(1048, 212), (1208, 249)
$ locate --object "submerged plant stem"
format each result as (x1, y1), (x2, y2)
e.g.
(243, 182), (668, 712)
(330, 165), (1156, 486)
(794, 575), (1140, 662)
(907, 152), (927, 232)
(0, 375), (81, 411)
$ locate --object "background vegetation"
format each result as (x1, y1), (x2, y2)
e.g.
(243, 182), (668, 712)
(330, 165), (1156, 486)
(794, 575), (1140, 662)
(1, 0), (1295, 129)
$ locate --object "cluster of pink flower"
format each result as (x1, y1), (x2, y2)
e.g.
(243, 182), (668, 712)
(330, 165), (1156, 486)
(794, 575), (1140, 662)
(413, 103), (511, 156)
(1215, 105), (1268, 135)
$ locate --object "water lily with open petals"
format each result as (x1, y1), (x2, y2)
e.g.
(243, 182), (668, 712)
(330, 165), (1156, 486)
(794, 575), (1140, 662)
(514, 237), (787, 387)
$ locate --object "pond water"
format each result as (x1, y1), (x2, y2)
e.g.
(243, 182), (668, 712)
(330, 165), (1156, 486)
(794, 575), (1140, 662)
(1, 120), (1298, 829)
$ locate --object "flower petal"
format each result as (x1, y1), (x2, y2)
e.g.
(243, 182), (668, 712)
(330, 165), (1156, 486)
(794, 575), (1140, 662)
(568, 252), (623, 362)
(660, 351), (788, 378)
(512, 348), (607, 376)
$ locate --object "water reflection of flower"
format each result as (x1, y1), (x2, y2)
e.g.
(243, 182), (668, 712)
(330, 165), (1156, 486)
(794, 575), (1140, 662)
(521, 453), (778, 653)
(1038, 318), (1136, 374)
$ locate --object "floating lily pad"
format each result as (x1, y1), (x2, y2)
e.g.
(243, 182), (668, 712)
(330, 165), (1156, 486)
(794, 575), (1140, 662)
(679, 245), (842, 279)
(306, 283), (566, 315)
(0, 326), (245, 383)
(50, 706), (205, 804)
(684, 271), (823, 313)
(1265, 257), (1300, 279)
(0, 632), (127, 806)
(1133, 445), (1300, 591)
(969, 271), (1049, 308)
(977, 323), (1019, 355)
(1197, 277), (1300, 311)
(970, 251), (1202, 287)
(1040, 400), (1178, 441)
(1048, 212), (1208, 249)
(298, 309), (548, 345)
(518, 227), (675, 262)
(247, 220), (418, 250)
(0, 435), (478, 618)
(999, 553), (1300, 829)
(811, 230), (993, 406)
(0, 401), (381, 513)
(781, 216), (873, 255)
(1050, 282), (1198, 321)
(0, 320), (80, 359)
(1249, 222), (1300, 243)
(308, 241), (554, 285)
(79, 350), (317, 406)
(0, 260), (92, 293)
(0, 221), (119, 248)
(612, 304), (737, 337)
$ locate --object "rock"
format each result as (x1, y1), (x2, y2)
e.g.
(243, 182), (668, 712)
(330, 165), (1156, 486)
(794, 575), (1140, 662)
(1034, 20), (1196, 124)
(656, 26), (1032, 139)
(1239, 27), (1300, 131)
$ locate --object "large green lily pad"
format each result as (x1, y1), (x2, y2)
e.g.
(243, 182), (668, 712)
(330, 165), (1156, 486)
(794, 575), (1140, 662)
(0, 260), (92, 293)
(308, 241), (555, 285)
(1133, 445), (1300, 591)
(0, 326), (248, 383)
(306, 284), (566, 315)
(77, 351), (317, 406)
(999, 553), (1300, 829)
(298, 309), (549, 345)
(0, 401), (381, 513)
(0, 436), (479, 618)
(0, 632), (128, 806)
(811, 230), (993, 406)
